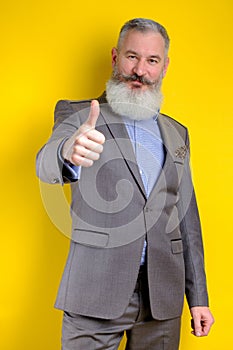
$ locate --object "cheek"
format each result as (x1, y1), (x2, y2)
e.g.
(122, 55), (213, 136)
(117, 59), (133, 75)
(150, 67), (164, 80)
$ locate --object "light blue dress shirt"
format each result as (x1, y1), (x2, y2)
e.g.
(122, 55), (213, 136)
(123, 115), (165, 264)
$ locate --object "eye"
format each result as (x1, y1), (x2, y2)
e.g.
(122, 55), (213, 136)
(148, 58), (159, 65)
(127, 55), (137, 61)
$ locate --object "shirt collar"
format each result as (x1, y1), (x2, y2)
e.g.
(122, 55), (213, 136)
(123, 110), (159, 125)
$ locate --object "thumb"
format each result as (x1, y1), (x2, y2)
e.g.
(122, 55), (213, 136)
(191, 317), (202, 337)
(85, 100), (100, 128)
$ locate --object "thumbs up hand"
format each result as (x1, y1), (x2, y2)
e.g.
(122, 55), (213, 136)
(62, 100), (105, 167)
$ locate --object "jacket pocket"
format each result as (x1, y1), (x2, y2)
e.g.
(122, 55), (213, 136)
(171, 239), (183, 254)
(72, 229), (109, 248)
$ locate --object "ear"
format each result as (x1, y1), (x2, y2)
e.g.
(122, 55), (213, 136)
(162, 57), (170, 77)
(111, 47), (118, 67)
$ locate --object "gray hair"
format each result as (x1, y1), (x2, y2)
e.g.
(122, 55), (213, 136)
(117, 18), (170, 55)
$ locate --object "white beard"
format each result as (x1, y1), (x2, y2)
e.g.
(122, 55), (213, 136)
(106, 75), (163, 121)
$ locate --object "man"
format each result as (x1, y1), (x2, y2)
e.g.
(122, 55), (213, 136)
(37, 18), (214, 349)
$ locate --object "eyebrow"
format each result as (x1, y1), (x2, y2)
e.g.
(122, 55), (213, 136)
(124, 50), (162, 61)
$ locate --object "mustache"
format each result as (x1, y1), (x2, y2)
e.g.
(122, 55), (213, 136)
(113, 72), (155, 86)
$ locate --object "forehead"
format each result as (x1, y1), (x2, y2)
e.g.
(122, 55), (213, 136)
(119, 30), (166, 57)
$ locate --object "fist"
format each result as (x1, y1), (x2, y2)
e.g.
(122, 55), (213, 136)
(62, 100), (105, 167)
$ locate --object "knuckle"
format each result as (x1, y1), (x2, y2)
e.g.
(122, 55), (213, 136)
(100, 134), (105, 144)
(96, 144), (103, 153)
(73, 145), (82, 155)
(70, 154), (79, 165)
(76, 135), (87, 146)
(87, 151), (98, 161)
(84, 159), (93, 167)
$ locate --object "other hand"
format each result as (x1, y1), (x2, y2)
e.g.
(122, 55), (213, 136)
(190, 306), (214, 337)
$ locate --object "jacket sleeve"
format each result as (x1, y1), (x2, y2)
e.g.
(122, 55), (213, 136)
(177, 131), (209, 308)
(36, 100), (80, 184)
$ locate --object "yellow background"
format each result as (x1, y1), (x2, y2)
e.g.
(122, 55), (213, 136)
(1, 0), (232, 349)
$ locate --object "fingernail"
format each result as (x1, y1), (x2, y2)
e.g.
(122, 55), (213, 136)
(196, 332), (201, 337)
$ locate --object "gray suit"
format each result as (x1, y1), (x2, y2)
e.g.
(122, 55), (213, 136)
(36, 95), (209, 321)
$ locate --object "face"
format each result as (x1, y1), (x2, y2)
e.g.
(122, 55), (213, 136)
(111, 30), (169, 92)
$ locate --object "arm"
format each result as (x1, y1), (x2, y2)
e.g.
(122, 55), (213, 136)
(36, 100), (80, 184)
(177, 131), (214, 336)
(36, 99), (105, 184)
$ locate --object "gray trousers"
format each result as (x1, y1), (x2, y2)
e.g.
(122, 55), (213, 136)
(62, 266), (181, 350)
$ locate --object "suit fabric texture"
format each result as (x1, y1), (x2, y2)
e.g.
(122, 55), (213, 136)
(36, 95), (209, 321)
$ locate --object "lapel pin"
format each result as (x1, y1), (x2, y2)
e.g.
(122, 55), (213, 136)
(175, 145), (187, 160)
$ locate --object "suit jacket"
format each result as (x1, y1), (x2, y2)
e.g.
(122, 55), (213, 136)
(36, 95), (209, 320)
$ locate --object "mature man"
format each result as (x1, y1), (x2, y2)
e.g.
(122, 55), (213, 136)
(37, 18), (214, 350)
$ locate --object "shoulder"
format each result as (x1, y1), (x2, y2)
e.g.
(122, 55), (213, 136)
(55, 92), (106, 113)
(55, 98), (93, 113)
(54, 93), (106, 122)
(160, 112), (188, 135)
(53, 98), (93, 125)
(159, 112), (189, 145)
(160, 112), (188, 131)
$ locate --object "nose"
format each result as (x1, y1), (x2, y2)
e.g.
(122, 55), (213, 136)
(132, 59), (146, 76)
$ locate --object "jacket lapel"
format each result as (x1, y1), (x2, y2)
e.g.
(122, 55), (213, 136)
(147, 114), (187, 202)
(157, 114), (186, 162)
(99, 103), (147, 198)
